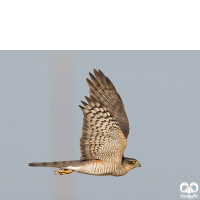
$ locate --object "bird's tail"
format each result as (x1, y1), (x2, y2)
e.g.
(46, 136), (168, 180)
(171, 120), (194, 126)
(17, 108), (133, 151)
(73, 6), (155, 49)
(28, 161), (78, 168)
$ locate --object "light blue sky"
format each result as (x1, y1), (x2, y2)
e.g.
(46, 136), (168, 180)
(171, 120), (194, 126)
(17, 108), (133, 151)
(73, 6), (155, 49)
(1, 51), (200, 200)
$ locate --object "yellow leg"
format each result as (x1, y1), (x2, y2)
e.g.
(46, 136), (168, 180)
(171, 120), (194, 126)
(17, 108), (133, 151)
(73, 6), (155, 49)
(54, 169), (74, 175)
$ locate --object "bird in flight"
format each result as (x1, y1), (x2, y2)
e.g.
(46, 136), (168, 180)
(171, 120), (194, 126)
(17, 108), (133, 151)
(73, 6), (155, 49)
(28, 69), (141, 176)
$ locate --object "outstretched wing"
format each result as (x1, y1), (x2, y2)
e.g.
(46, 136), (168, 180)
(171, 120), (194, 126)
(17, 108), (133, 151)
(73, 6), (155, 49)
(86, 69), (129, 138)
(79, 69), (129, 162)
(79, 96), (127, 162)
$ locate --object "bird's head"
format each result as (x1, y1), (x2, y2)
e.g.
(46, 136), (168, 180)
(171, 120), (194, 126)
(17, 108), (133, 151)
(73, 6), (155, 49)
(122, 157), (141, 171)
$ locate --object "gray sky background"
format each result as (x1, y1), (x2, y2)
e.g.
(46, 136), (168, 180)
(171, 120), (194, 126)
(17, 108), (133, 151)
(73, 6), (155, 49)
(0, 51), (199, 200)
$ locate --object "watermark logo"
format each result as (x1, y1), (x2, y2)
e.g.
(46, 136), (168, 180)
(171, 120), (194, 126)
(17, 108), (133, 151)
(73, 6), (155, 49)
(180, 182), (198, 199)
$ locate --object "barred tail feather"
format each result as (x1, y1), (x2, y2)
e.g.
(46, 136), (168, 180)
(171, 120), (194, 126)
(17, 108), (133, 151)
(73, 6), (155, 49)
(28, 161), (70, 168)
(28, 160), (82, 169)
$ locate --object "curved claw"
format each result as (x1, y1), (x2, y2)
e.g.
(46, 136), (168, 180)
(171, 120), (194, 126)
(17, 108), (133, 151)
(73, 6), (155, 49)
(54, 169), (74, 175)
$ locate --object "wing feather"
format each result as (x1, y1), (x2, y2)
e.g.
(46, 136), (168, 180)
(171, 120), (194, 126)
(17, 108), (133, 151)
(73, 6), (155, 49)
(79, 70), (129, 162)
(79, 95), (127, 162)
(87, 69), (129, 138)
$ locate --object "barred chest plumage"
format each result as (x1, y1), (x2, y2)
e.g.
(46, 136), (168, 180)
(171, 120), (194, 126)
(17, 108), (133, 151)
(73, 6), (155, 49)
(76, 160), (128, 176)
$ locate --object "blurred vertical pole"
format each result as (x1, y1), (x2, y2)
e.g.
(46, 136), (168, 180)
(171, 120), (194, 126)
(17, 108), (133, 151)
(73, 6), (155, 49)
(50, 51), (76, 200)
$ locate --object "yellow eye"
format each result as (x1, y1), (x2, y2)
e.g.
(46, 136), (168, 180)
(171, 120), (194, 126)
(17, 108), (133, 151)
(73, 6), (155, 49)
(132, 160), (136, 165)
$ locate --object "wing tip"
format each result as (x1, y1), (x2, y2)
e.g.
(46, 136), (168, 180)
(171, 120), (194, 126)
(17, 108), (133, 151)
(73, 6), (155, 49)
(93, 68), (98, 74)
(79, 105), (85, 110)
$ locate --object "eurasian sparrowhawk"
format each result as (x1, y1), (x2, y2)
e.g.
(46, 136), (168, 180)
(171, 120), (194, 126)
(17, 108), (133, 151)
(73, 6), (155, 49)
(28, 69), (141, 176)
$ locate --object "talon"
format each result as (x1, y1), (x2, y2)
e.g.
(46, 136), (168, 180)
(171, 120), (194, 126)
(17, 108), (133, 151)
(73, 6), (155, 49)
(54, 169), (74, 175)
